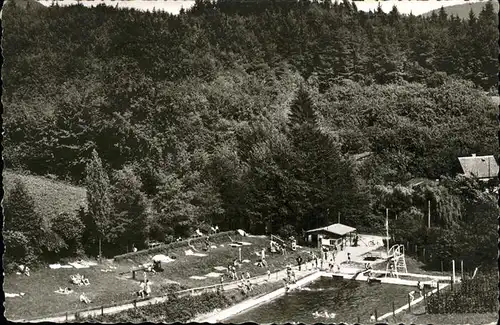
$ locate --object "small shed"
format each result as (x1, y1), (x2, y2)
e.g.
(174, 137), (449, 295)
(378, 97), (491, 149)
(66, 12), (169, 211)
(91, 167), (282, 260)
(305, 223), (356, 249)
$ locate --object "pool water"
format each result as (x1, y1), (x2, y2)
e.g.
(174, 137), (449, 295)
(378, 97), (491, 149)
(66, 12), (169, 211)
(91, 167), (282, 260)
(227, 277), (413, 324)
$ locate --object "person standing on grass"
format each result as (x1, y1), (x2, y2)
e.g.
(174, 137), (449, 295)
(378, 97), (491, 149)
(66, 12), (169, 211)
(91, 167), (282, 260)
(220, 275), (224, 291)
(145, 280), (152, 297)
(267, 269), (271, 281)
(139, 280), (146, 298)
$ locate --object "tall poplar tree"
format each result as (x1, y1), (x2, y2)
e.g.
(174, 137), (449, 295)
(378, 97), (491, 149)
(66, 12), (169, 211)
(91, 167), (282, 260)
(84, 149), (112, 258)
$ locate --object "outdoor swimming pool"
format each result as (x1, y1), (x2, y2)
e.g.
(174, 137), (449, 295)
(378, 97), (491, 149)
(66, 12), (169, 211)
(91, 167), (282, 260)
(227, 276), (413, 324)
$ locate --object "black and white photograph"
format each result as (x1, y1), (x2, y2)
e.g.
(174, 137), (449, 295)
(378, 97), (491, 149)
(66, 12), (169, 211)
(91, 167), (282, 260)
(2, 0), (499, 324)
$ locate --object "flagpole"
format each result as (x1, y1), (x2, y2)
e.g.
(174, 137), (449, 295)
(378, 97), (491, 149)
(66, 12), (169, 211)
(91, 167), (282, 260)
(385, 208), (389, 254)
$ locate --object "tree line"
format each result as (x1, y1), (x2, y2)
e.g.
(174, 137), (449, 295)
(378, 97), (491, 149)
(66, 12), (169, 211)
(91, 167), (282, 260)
(3, 0), (498, 269)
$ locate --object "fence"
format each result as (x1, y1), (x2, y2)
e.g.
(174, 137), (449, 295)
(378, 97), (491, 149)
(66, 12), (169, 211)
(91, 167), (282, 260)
(393, 241), (477, 277)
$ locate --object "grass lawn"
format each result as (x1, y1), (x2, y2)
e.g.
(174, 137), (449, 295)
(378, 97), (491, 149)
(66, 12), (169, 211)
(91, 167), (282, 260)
(5, 234), (319, 320)
(3, 170), (87, 224)
(125, 235), (316, 288)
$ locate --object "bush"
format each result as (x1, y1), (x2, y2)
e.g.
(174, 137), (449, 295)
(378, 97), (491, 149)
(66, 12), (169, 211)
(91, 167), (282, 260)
(50, 212), (85, 257)
(278, 224), (297, 239)
(4, 230), (34, 268)
(427, 270), (498, 313)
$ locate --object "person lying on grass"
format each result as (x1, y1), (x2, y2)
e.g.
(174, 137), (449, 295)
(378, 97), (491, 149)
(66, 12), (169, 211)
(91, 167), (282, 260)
(70, 274), (90, 286)
(56, 287), (74, 294)
(79, 293), (91, 304)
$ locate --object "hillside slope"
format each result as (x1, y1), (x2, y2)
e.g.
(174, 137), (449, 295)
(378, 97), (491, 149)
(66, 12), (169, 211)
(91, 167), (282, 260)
(4, 0), (46, 10)
(3, 170), (87, 223)
(422, 0), (499, 19)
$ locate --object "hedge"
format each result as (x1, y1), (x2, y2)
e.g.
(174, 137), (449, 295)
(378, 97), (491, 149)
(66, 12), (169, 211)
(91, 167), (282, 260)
(426, 270), (498, 314)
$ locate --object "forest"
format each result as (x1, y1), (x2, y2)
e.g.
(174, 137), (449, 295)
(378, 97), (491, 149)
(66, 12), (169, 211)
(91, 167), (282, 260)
(2, 0), (498, 271)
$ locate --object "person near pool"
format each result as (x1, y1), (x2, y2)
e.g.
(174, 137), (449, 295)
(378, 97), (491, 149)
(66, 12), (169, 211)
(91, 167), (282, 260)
(145, 279), (152, 297)
(347, 252), (351, 263)
(409, 290), (416, 302)
(296, 256), (303, 271)
(417, 281), (424, 297)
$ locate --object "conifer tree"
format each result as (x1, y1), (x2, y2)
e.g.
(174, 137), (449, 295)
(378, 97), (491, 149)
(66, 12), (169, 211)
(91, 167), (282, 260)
(4, 179), (44, 246)
(288, 85), (317, 128)
(84, 149), (112, 258)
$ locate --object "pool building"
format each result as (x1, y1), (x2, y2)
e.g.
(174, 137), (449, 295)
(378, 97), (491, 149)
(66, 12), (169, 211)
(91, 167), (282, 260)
(305, 223), (357, 249)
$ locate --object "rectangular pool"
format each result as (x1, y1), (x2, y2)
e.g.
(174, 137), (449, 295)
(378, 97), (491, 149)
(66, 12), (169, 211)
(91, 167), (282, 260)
(226, 276), (413, 324)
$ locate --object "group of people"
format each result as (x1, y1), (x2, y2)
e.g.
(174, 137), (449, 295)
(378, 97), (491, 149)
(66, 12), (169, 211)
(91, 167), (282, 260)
(227, 263), (242, 280)
(408, 281), (425, 302)
(56, 287), (74, 295)
(137, 279), (152, 298)
(17, 264), (31, 277)
(70, 274), (90, 286)
(237, 277), (254, 294)
(285, 266), (297, 286)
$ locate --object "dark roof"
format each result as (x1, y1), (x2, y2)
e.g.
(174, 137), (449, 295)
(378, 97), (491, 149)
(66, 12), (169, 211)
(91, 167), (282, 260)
(306, 223), (356, 236)
(458, 155), (498, 179)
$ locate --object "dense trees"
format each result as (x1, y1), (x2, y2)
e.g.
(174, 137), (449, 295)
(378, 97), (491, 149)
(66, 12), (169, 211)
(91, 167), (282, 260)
(3, 0), (497, 269)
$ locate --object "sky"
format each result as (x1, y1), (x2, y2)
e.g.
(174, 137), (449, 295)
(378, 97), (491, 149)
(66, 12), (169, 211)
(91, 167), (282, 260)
(35, 0), (487, 16)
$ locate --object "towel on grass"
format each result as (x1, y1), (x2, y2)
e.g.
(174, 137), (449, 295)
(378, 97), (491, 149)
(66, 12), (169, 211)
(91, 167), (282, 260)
(6, 293), (25, 298)
(190, 275), (207, 280)
(238, 242), (252, 246)
(213, 266), (228, 271)
(205, 272), (223, 278)
(69, 262), (89, 269)
(185, 249), (208, 257)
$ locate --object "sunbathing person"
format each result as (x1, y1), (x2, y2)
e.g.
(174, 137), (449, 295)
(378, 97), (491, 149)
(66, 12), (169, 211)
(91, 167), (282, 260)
(79, 293), (91, 304)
